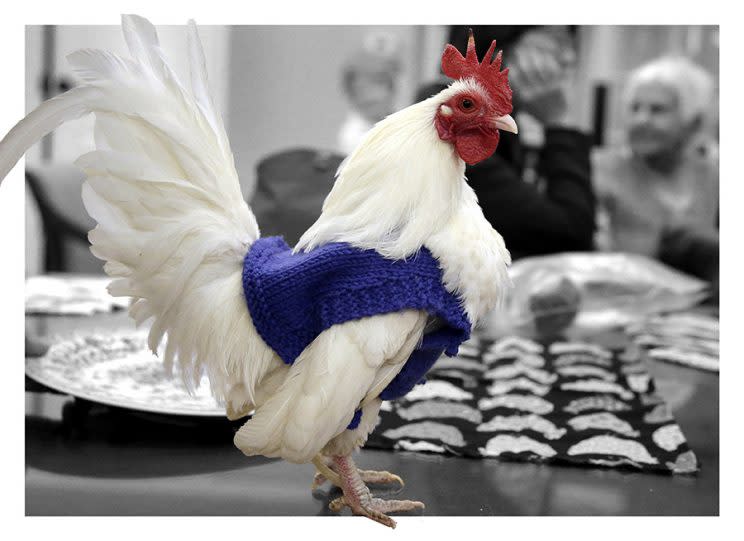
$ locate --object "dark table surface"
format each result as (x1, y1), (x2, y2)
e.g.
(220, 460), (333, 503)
(25, 309), (718, 516)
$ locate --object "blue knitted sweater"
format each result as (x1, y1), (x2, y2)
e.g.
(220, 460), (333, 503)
(242, 237), (471, 428)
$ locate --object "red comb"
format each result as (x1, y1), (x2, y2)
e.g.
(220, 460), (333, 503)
(441, 30), (512, 109)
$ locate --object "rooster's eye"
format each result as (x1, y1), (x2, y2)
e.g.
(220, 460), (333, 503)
(461, 98), (474, 110)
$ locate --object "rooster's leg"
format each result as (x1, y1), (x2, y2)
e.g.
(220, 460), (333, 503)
(311, 455), (341, 490)
(311, 454), (404, 490)
(326, 454), (424, 528)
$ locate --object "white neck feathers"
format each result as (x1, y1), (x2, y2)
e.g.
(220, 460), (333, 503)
(295, 97), (465, 259)
(294, 84), (512, 324)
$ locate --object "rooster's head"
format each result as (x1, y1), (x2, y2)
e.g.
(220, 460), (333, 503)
(435, 31), (517, 165)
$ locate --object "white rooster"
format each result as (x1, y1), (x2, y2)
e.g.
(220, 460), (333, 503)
(1, 16), (516, 527)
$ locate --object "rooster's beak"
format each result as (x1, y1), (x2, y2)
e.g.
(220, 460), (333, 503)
(494, 114), (518, 134)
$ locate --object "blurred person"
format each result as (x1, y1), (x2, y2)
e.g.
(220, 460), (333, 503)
(248, 34), (400, 248)
(251, 148), (344, 247)
(337, 33), (401, 155)
(437, 26), (595, 259)
(593, 56), (718, 285)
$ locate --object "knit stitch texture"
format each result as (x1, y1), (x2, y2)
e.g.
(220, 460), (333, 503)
(242, 237), (471, 414)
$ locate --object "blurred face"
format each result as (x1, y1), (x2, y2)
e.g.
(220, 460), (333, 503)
(348, 72), (396, 122)
(626, 82), (687, 158)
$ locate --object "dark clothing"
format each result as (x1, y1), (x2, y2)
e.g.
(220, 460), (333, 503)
(466, 128), (596, 260)
(251, 149), (344, 248)
(447, 25), (595, 259)
(448, 26), (538, 60)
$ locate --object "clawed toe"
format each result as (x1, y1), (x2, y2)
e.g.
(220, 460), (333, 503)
(311, 455), (405, 491)
(329, 495), (425, 528)
(358, 469), (405, 488)
(319, 454), (425, 528)
(311, 472), (327, 491)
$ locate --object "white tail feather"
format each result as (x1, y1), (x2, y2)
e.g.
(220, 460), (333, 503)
(0, 15), (276, 405)
(0, 87), (97, 182)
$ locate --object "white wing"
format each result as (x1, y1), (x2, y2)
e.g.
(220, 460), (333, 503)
(234, 310), (429, 463)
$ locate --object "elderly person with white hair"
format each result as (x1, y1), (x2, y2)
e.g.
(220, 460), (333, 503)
(593, 56), (718, 289)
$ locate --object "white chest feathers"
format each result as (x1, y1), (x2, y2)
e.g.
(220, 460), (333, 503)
(425, 185), (512, 326)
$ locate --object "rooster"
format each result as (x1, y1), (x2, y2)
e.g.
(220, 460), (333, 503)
(1, 16), (516, 527)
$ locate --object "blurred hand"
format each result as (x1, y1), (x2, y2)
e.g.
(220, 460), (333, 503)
(25, 320), (51, 358)
(658, 223), (719, 292)
(528, 273), (582, 339)
(26, 335), (50, 357)
(509, 29), (578, 127)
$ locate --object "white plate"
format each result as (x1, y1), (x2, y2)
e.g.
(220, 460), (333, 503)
(26, 331), (226, 417)
(26, 275), (130, 315)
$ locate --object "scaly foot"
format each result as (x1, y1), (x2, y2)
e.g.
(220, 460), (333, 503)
(310, 455), (406, 492)
(327, 454), (424, 528)
(311, 455), (404, 490)
(328, 494), (424, 528)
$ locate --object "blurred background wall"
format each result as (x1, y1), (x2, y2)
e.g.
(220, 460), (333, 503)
(227, 26), (435, 197)
(23, 24), (718, 275)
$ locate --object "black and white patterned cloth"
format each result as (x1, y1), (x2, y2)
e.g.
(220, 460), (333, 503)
(367, 335), (699, 475)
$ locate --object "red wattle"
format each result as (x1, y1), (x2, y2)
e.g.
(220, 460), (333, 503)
(454, 132), (500, 165)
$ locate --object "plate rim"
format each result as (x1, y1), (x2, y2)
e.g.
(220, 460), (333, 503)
(25, 352), (227, 418)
